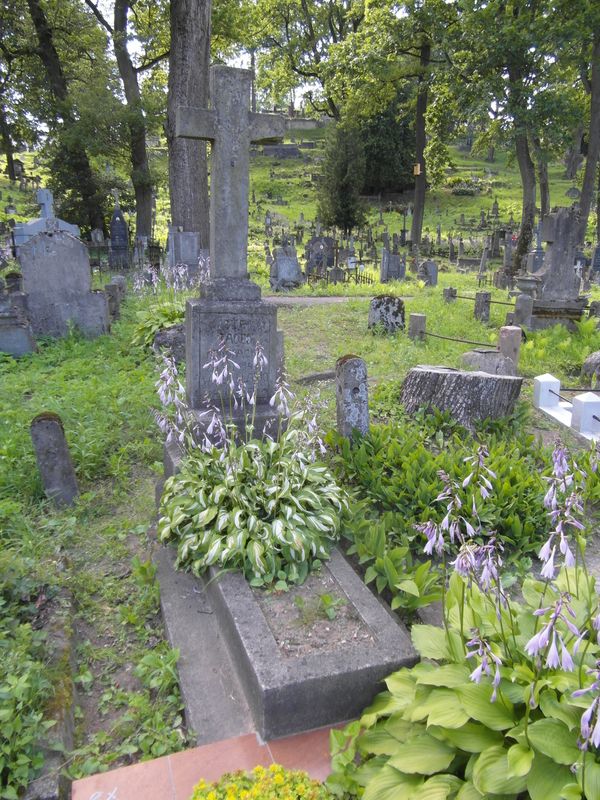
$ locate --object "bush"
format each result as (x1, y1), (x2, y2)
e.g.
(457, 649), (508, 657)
(317, 122), (366, 234)
(358, 98), (414, 194)
(191, 764), (334, 799)
(131, 299), (186, 349)
(158, 429), (349, 587)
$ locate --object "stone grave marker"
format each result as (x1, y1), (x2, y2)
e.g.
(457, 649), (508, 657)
(30, 412), (79, 507)
(176, 65), (285, 434)
(109, 192), (129, 269)
(18, 229), (109, 338)
(418, 259), (438, 286)
(368, 296), (405, 333)
(0, 279), (36, 357)
(12, 188), (80, 253)
(167, 225), (208, 287)
(270, 243), (303, 290)
(336, 356), (369, 437)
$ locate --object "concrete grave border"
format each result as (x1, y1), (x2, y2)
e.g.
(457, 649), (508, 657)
(204, 548), (416, 740)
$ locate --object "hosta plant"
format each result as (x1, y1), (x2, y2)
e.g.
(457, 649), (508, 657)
(327, 444), (600, 800)
(158, 427), (349, 586)
(131, 299), (185, 349)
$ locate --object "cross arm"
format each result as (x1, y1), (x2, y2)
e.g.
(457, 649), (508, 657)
(249, 112), (287, 143)
(176, 107), (217, 141)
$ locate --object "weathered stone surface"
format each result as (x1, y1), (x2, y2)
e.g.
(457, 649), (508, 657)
(18, 230), (109, 338)
(30, 412), (79, 507)
(443, 287), (457, 303)
(367, 295), (405, 333)
(270, 245), (303, 290)
(462, 349), (517, 376)
(153, 323), (186, 365)
(408, 313), (426, 341)
(418, 259), (438, 286)
(12, 188), (80, 254)
(400, 366), (523, 429)
(537, 207), (580, 300)
(109, 202), (129, 270)
(203, 548), (416, 739)
(336, 355), (369, 437)
(582, 351), (600, 386)
(104, 282), (121, 321)
(474, 291), (491, 323)
(514, 294), (533, 327)
(0, 287), (36, 357)
(380, 249), (405, 283)
(498, 325), (522, 365)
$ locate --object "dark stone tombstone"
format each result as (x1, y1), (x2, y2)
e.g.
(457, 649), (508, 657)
(592, 245), (600, 273)
(30, 412), (79, 507)
(109, 203), (129, 269)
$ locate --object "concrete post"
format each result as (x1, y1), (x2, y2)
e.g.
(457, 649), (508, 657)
(408, 313), (426, 341)
(30, 412), (79, 507)
(104, 283), (121, 321)
(571, 393), (600, 436)
(514, 294), (533, 327)
(474, 291), (491, 323)
(443, 287), (457, 303)
(335, 356), (369, 438)
(498, 325), (522, 366)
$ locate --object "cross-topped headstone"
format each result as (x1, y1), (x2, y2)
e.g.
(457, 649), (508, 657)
(37, 188), (54, 219)
(176, 66), (286, 287)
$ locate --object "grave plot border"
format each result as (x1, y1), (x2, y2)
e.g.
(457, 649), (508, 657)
(204, 548), (416, 740)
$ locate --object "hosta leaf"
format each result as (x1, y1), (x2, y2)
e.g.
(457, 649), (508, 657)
(421, 688), (469, 729)
(358, 728), (407, 756)
(435, 721), (503, 753)
(527, 752), (575, 800)
(362, 765), (422, 800)
(506, 743), (534, 777)
(456, 781), (482, 799)
(195, 506), (218, 527)
(419, 774), (463, 800)
(472, 745), (528, 795)
(397, 579), (420, 597)
(527, 718), (580, 765)
(539, 692), (581, 732)
(411, 625), (451, 660)
(416, 664), (470, 688)
(457, 684), (516, 730)
(388, 733), (455, 774)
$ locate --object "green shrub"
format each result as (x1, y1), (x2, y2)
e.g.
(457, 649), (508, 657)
(131, 299), (186, 349)
(191, 763), (334, 799)
(520, 317), (600, 378)
(158, 430), (349, 587)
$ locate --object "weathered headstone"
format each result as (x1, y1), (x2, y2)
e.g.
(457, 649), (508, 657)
(0, 281), (36, 357)
(12, 188), (80, 253)
(167, 226), (208, 287)
(380, 249), (405, 283)
(443, 287), (457, 303)
(462, 349), (516, 376)
(418, 259), (438, 286)
(270, 243), (303, 290)
(514, 294), (533, 327)
(368, 296), (405, 333)
(498, 325), (522, 366)
(30, 412), (79, 507)
(109, 193), (129, 270)
(408, 313), (426, 341)
(18, 230), (109, 338)
(176, 66), (285, 434)
(474, 291), (491, 323)
(335, 355), (369, 438)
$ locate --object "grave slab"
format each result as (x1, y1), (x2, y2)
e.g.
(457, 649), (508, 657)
(203, 548), (416, 740)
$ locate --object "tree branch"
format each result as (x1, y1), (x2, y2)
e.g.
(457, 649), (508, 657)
(82, 0), (113, 34)
(135, 50), (169, 73)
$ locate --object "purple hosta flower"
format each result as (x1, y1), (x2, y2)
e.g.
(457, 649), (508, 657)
(466, 632), (502, 701)
(269, 369), (294, 417)
(197, 254), (210, 285)
(573, 662), (600, 750)
(525, 594), (582, 671)
(203, 339), (240, 392)
(463, 446), (496, 500)
(451, 538), (503, 593)
(415, 520), (444, 556)
(253, 341), (268, 374)
(291, 388), (328, 461)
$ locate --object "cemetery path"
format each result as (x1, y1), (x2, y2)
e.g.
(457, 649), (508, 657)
(264, 295), (415, 307)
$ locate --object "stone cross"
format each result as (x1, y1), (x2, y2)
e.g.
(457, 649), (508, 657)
(176, 66), (286, 283)
(111, 188), (120, 207)
(36, 188), (54, 219)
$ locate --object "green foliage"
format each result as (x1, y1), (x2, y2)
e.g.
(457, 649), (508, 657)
(330, 413), (549, 614)
(159, 431), (349, 586)
(520, 318), (600, 378)
(192, 763), (334, 799)
(358, 97), (415, 194)
(0, 552), (54, 798)
(131, 299), (186, 349)
(317, 122), (367, 234)
(327, 568), (600, 800)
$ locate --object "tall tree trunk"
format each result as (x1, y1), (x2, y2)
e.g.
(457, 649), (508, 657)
(564, 123), (584, 179)
(114, 0), (153, 239)
(532, 136), (550, 220)
(513, 132), (536, 275)
(596, 160), (600, 242)
(486, 145), (495, 163)
(26, 0), (103, 230)
(0, 103), (16, 181)
(166, 0), (210, 243)
(410, 41), (430, 247)
(577, 32), (600, 246)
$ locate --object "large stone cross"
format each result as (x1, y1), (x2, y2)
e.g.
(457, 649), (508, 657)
(176, 65), (286, 283)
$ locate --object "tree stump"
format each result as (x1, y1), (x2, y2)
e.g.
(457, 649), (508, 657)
(400, 366), (523, 430)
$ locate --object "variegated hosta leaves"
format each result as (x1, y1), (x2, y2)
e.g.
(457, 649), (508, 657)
(157, 438), (349, 585)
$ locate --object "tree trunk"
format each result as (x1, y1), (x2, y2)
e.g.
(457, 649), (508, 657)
(114, 0), (153, 239)
(564, 123), (584, 180)
(410, 41), (430, 247)
(532, 136), (550, 220)
(486, 145), (495, 163)
(577, 32), (600, 246)
(166, 0), (210, 243)
(0, 103), (16, 181)
(513, 132), (536, 275)
(597, 161), (600, 242)
(27, 0), (104, 231)
(400, 366), (523, 431)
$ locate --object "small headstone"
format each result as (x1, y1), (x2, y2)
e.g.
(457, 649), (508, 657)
(498, 325), (522, 366)
(408, 313), (426, 341)
(514, 294), (533, 327)
(449, 237), (456, 262)
(153, 323), (186, 365)
(462, 349), (516, 376)
(270, 244), (303, 291)
(368, 296), (405, 333)
(109, 196), (129, 270)
(418, 259), (438, 286)
(90, 228), (104, 244)
(30, 412), (79, 507)
(566, 186), (581, 199)
(0, 283), (36, 357)
(492, 197), (499, 217)
(474, 291), (491, 323)
(104, 282), (121, 320)
(335, 355), (369, 438)
(443, 287), (457, 303)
